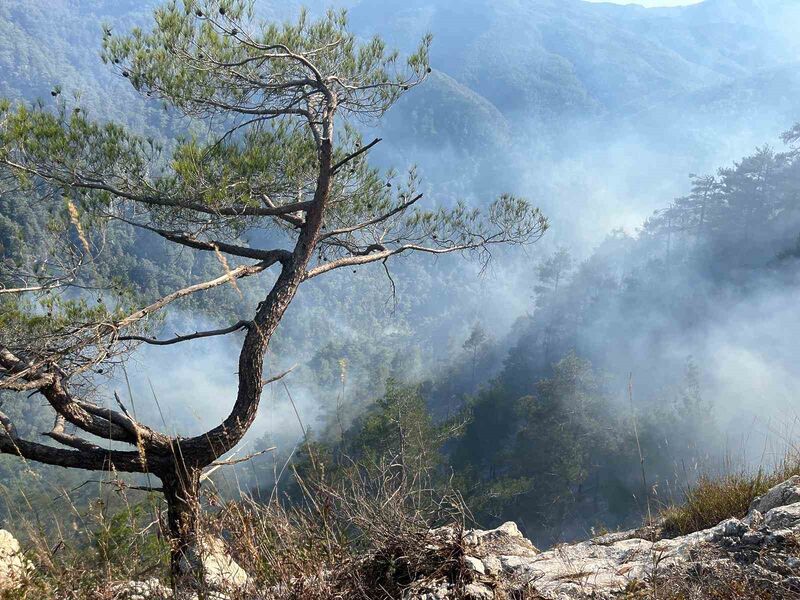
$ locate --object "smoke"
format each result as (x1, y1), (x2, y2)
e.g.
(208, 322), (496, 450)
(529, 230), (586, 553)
(114, 312), (320, 455)
(76, 0), (800, 478)
(697, 282), (800, 460)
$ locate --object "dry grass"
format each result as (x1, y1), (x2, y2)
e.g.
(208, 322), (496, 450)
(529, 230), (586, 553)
(0, 485), (168, 599)
(7, 450), (800, 599)
(659, 454), (800, 537)
(210, 458), (470, 599)
(1, 457), (472, 600)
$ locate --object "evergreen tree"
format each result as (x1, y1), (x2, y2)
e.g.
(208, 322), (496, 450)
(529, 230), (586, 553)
(0, 0), (546, 577)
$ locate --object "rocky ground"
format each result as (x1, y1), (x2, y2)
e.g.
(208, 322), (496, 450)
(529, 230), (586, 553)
(407, 475), (800, 599)
(3, 477), (800, 598)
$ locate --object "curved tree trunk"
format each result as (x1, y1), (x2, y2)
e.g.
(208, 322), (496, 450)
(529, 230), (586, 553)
(155, 137), (335, 583)
(160, 462), (202, 582)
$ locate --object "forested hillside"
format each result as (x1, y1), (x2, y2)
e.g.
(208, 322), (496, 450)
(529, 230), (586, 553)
(2, 0), (800, 560)
(276, 127), (800, 545)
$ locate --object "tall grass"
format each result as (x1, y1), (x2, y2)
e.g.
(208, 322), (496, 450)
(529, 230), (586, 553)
(658, 452), (800, 537)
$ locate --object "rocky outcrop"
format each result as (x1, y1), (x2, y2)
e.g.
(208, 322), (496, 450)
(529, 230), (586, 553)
(106, 478), (800, 599)
(407, 478), (800, 599)
(112, 578), (173, 600)
(750, 475), (800, 514)
(0, 529), (31, 592)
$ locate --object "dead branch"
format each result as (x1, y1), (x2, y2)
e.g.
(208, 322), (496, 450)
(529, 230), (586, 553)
(119, 320), (251, 346)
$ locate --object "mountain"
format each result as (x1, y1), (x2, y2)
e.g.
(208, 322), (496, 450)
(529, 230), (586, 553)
(2, 0), (797, 158)
(344, 0), (798, 117)
(341, 0), (800, 204)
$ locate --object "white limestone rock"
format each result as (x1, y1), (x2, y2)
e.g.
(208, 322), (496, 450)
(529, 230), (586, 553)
(178, 534), (250, 592)
(0, 529), (31, 592)
(113, 477), (800, 600)
(464, 555), (486, 575)
(749, 475), (800, 514)
(764, 501), (800, 530)
(111, 578), (172, 600)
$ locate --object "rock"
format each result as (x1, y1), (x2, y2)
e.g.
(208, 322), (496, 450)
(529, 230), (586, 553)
(720, 518), (748, 538)
(114, 477), (800, 600)
(464, 582), (494, 599)
(403, 578), (451, 599)
(464, 555), (485, 574)
(0, 529), (31, 592)
(114, 534), (251, 600)
(111, 578), (172, 600)
(447, 480), (800, 598)
(750, 476), (800, 514)
(463, 521), (539, 559)
(493, 521), (523, 539)
(481, 555), (502, 575)
(111, 577), (233, 600)
(764, 502), (800, 530)
(464, 521), (526, 547)
(741, 531), (765, 545)
(178, 534), (250, 592)
(743, 508), (764, 528)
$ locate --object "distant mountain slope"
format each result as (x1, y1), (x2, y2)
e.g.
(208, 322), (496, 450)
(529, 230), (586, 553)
(346, 0), (797, 119)
(629, 61), (800, 150)
(0, 0), (182, 136)
(381, 71), (511, 152)
(2, 0), (797, 151)
(1, 0), (798, 226)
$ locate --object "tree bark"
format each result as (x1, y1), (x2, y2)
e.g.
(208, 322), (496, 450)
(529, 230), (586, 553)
(181, 138), (334, 465)
(160, 462), (202, 582)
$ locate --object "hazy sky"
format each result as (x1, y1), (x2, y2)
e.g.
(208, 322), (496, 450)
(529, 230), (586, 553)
(584, 0), (704, 6)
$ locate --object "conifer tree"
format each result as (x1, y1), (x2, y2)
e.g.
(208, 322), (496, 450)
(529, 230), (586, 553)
(0, 0), (547, 575)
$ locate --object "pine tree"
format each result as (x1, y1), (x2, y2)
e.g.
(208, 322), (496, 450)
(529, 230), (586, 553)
(0, 0), (547, 578)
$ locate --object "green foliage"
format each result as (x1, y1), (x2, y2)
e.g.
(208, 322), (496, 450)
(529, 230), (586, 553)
(345, 380), (447, 472)
(101, 1), (430, 119)
(91, 497), (168, 568)
(277, 380), (461, 503)
(535, 247), (572, 296)
(451, 354), (626, 532)
(2, 0), (800, 560)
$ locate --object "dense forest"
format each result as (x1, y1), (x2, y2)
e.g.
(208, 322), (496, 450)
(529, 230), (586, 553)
(2, 0), (800, 590)
(267, 126), (800, 546)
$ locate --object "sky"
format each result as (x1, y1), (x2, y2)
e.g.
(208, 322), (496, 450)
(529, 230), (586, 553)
(584, 0), (704, 6)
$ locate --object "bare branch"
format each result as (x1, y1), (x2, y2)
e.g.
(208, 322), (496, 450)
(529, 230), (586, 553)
(119, 219), (288, 262)
(304, 242), (495, 280)
(0, 283), (66, 295)
(261, 194), (305, 228)
(318, 193), (424, 241)
(0, 372), (56, 391)
(382, 258), (397, 312)
(210, 447), (276, 467)
(331, 137), (381, 174)
(262, 365), (296, 386)
(119, 320), (250, 346)
(0, 348), (137, 444)
(116, 261), (275, 330)
(44, 416), (102, 452)
(0, 409), (146, 473)
(76, 401), (140, 439)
